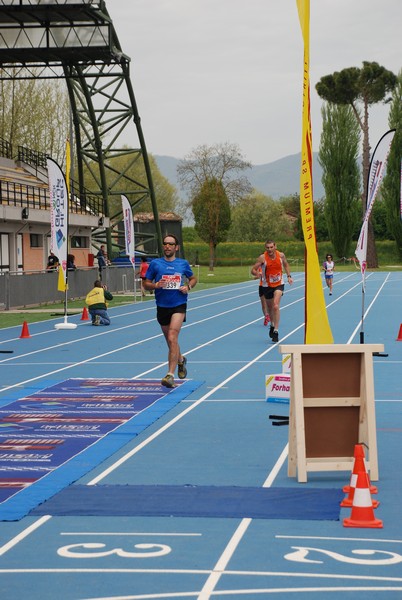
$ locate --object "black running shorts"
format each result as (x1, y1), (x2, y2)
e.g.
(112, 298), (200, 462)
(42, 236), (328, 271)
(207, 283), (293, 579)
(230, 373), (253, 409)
(157, 303), (187, 326)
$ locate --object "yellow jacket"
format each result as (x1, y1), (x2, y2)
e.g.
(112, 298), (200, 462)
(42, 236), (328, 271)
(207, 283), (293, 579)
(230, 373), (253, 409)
(86, 286), (112, 309)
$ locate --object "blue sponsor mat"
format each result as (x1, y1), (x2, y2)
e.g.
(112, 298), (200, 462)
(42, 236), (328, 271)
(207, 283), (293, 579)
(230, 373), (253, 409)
(0, 378), (202, 521)
(32, 484), (344, 520)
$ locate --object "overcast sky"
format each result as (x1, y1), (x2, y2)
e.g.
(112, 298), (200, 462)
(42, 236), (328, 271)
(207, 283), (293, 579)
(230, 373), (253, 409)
(107, 0), (401, 165)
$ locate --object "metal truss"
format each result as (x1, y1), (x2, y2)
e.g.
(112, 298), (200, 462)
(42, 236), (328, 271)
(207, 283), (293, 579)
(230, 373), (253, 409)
(0, 0), (163, 257)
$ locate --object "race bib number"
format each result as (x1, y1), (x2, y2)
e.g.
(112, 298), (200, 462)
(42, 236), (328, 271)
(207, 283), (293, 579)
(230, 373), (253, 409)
(268, 273), (282, 284)
(161, 274), (182, 289)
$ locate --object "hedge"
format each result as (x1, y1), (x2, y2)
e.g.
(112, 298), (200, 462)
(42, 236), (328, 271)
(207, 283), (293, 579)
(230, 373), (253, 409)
(183, 241), (401, 267)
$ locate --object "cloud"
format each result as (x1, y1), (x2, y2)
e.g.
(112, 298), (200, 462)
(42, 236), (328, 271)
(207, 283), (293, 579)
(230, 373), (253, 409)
(108, 0), (401, 164)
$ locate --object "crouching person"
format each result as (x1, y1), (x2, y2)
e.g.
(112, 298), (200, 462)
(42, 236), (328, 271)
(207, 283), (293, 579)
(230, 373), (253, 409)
(86, 280), (113, 326)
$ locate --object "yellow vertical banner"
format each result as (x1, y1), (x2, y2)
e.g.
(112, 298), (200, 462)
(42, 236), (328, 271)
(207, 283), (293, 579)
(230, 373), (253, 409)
(65, 138), (71, 196)
(296, 0), (333, 344)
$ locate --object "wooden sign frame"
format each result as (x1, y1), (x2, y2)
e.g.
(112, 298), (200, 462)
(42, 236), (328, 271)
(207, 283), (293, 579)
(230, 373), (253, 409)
(279, 343), (383, 483)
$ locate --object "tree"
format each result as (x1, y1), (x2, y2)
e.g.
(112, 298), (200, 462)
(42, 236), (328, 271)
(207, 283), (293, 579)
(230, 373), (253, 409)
(192, 178), (231, 270)
(295, 198), (329, 242)
(278, 193), (300, 220)
(316, 62), (397, 267)
(177, 142), (252, 269)
(228, 191), (294, 242)
(0, 68), (70, 166)
(313, 198), (330, 242)
(382, 69), (402, 258)
(371, 197), (389, 241)
(177, 142), (252, 203)
(104, 152), (179, 220)
(318, 102), (361, 258)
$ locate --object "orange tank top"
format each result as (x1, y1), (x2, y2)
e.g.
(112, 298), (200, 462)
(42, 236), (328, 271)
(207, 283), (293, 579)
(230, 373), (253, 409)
(264, 250), (283, 287)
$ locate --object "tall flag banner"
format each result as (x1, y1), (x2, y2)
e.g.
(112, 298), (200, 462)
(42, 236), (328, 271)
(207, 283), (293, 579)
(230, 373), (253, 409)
(400, 158), (402, 220)
(47, 156), (68, 292)
(121, 194), (136, 270)
(296, 0), (333, 344)
(355, 129), (396, 286)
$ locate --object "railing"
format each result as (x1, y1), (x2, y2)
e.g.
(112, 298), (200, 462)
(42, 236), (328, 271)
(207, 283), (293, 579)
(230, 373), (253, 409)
(17, 145), (47, 169)
(0, 137), (13, 159)
(0, 265), (141, 310)
(0, 136), (104, 216)
(0, 179), (49, 210)
(0, 179), (104, 216)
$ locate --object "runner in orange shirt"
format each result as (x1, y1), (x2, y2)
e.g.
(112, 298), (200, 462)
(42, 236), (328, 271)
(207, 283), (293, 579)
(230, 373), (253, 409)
(251, 240), (293, 343)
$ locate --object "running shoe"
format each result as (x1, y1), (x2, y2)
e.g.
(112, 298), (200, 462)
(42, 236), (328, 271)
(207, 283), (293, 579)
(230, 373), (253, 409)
(269, 325), (275, 339)
(264, 314), (270, 326)
(161, 373), (175, 388)
(272, 330), (279, 343)
(177, 356), (187, 379)
(93, 315), (101, 326)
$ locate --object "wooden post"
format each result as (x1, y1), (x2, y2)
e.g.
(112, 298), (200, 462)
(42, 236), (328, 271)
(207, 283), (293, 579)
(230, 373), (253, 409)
(279, 344), (383, 483)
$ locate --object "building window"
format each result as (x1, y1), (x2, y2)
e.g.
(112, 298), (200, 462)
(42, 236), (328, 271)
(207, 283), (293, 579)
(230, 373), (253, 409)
(30, 234), (43, 248)
(71, 236), (89, 249)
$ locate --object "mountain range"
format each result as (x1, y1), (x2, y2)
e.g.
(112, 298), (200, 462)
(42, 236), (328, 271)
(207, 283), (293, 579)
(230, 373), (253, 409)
(154, 152), (324, 201)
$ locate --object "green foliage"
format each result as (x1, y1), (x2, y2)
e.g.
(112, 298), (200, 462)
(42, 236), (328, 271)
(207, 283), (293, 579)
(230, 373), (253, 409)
(382, 70), (402, 258)
(316, 62), (397, 109)
(294, 198), (329, 242)
(316, 67), (361, 105)
(316, 61), (397, 268)
(227, 191), (295, 242)
(373, 240), (402, 264)
(192, 179), (231, 269)
(184, 240), (401, 266)
(371, 198), (389, 240)
(319, 102), (361, 257)
(312, 199), (330, 241)
(182, 226), (202, 242)
(177, 142), (252, 270)
(359, 62), (398, 104)
(278, 193), (301, 218)
(104, 152), (179, 220)
(0, 72), (70, 165)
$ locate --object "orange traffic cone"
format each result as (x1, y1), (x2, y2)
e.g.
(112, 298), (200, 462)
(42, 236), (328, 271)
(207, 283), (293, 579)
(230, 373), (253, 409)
(81, 306), (89, 321)
(343, 471), (383, 528)
(397, 324), (402, 341)
(343, 444), (377, 496)
(20, 321), (30, 339)
(341, 476), (379, 508)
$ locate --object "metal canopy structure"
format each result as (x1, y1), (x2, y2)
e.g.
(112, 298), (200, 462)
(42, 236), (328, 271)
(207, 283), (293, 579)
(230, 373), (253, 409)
(0, 0), (163, 257)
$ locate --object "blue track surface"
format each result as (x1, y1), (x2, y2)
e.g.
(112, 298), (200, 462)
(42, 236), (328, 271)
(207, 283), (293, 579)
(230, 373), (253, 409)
(0, 271), (402, 599)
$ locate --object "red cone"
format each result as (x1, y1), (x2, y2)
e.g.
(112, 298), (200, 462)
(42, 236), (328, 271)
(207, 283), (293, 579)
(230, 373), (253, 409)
(20, 321), (30, 339)
(397, 324), (402, 341)
(343, 444), (377, 496)
(81, 307), (89, 321)
(343, 471), (383, 528)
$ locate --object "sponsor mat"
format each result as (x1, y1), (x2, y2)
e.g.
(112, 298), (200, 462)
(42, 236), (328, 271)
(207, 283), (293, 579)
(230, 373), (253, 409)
(0, 378), (202, 520)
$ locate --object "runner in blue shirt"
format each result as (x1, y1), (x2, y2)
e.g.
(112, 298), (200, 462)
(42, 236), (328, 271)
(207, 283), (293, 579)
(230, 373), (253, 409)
(144, 234), (197, 388)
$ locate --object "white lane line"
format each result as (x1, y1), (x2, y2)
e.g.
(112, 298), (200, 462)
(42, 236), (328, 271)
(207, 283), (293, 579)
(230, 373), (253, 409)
(0, 515), (52, 556)
(0, 286), (263, 346)
(0, 273), (388, 569)
(199, 272), (388, 600)
(0, 297), (275, 393)
(87, 320), (304, 485)
(347, 272), (390, 343)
